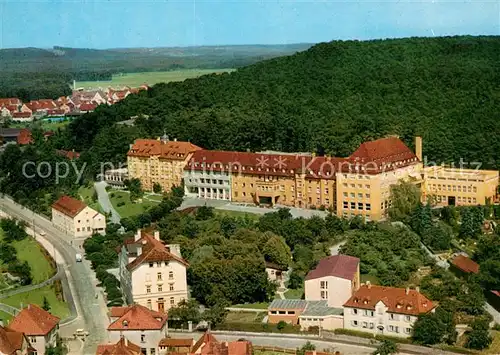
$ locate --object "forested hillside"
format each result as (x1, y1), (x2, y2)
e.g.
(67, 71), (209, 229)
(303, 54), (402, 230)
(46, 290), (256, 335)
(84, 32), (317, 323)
(61, 36), (500, 171)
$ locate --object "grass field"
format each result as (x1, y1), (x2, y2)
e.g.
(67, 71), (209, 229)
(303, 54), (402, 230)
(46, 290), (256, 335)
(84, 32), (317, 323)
(484, 331), (500, 354)
(76, 69), (234, 90)
(233, 302), (269, 310)
(226, 311), (266, 323)
(109, 191), (161, 219)
(0, 284), (70, 323)
(78, 185), (103, 213)
(9, 119), (71, 132)
(284, 288), (304, 299)
(0, 228), (55, 283)
(214, 209), (260, 220)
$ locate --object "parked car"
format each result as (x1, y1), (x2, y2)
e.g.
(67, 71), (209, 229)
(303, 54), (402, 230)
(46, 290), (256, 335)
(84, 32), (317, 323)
(75, 253), (82, 262)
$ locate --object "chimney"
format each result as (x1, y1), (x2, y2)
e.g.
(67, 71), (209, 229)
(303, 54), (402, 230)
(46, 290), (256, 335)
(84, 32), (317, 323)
(415, 136), (422, 161)
(0, 320), (3, 327)
(28, 304), (31, 310)
(154, 231), (160, 241)
(416, 286), (420, 293)
(167, 244), (182, 257)
(366, 281), (371, 289)
(134, 229), (142, 242)
(124, 337), (128, 346)
(137, 245), (142, 256)
(405, 287), (410, 295)
(174, 138), (177, 142)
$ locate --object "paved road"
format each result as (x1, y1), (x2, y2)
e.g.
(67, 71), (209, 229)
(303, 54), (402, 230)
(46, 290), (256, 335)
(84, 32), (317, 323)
(329, 240), (346, 256)
(0, 196), (109, 354)
(94, 181), (121, 224)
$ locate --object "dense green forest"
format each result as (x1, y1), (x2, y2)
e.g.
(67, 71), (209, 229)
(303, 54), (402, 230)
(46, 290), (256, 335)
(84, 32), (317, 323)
(0, 44), (311, 100)
(58, 35), (500, 171)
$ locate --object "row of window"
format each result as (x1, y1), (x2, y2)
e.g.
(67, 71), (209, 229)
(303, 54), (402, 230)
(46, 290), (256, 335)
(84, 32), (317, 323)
(350, 321), (411, 334)
(342, 212), (371, 222)
(343, 183), (371, 189)
(270, 310), (296, 315)
(196, 178), (229, 185)
(351, 309), (413, 322)
(145, 271), (174, 280)
(343, 202), (372, 211)
(343, 192), (371, 199)
(435, 195), (476, 204)
(342, 174), (372, 180)
(76, 227), (92, 232)
(146, 283), (175, 293)
(430, 184), (477, 193)
(146, 297), (176, 309)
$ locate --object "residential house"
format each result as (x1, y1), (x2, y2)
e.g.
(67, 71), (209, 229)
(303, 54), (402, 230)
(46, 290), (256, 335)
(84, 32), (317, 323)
(118, 229), (189, 311)
(71, 90), (107, 105)
(11, 112), (33, 122)
(158, 338), (193, 354)
(51, 195), (106, 239)
(28, 99), (57, 116)
(191, 331), (252, 355)
(0, 128), (32, 145)
(128, 135), (202, 192)
(265, 262), (287, 283)
(0, 325), (33, 355)
(8, 304), (60, 355)
(107, 304), (168, 355)
(55, 149), (80, 160)
(79, 102), (97, 113)
(103, 168), (129, 188)
(45, 109), (65, 117)
(305, 255), (360, 308)
(267, 299), (306, 325)
(450, 254), (479, 278)
(0, 98), (22, 106)
(343, 283), (435, 338)
(96, 337), (141, 355)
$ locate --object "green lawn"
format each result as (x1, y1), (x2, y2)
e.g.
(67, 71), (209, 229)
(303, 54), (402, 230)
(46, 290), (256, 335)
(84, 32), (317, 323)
(109, 191), (160, 219)
(76, 69), (234, 89)
(1, 285), (70, 322)
(78, 185), (103, 213)
(226, 311), (266, 323)
(232, 302), (269, 310)
(283, 288), (304, 299)
(0, 229), (55, 283)
(360, 274), (380, 285)
(215, 209), (260, 220)
(9, 119), (71, 132)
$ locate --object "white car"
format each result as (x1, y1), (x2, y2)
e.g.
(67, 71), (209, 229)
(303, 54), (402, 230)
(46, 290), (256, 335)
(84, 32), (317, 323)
(39, 231), (46, 236)
(75, 253), (83, 262)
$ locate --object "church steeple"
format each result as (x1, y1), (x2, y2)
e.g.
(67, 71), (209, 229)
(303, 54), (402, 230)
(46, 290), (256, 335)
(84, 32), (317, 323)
(161, 130), (169, 143)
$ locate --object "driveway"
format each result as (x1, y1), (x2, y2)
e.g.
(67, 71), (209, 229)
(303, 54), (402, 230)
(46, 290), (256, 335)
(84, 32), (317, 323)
(94, 181), (121, 224)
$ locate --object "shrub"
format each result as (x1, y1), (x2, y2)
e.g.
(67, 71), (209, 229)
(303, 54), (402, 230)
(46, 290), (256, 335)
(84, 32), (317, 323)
(277, 320), (287, 330)
(216, 322), (302, 334)
(117, 201), (125, 207)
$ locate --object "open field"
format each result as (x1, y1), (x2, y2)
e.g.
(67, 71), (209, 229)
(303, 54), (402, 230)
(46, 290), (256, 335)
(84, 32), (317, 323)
(0, 228), (55, 283)
(78, 185), (103, 213)
(214, 209), (260, 220)
(9, 119), (72, 132)
(1, 284), (69, 322)
(226, 311), (266, 323)
(233, 302), (269, 310)
(109, 190), (161, 218)
(76, 69), (234, 90)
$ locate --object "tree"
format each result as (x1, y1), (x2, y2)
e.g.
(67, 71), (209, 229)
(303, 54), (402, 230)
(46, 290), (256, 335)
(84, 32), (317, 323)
(262, 233), (292, 269)
(412, 307), (456, 345)
(42, 296), (51, 312)
(288, 270), (304, 290)
(296, 341), (315, 355)
(167, 299), (201, 328)
(277, 320), (287, 330)
(203, 302), (229, 328)
(125, 178), (143, 201)
(195, 206), (215, 221)
(466, 320), (492, 350)
(153, 183), (162, 194)
(388, 181), (421, 224)
(372, 340), (398, 355)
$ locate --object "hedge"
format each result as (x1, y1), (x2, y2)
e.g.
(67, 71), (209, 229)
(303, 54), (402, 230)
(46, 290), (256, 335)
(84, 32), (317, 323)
(215, 322), (303, 334)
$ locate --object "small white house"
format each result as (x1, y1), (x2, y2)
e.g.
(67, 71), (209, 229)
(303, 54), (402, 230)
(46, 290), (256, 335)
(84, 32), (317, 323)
(51, 195), (106, 239)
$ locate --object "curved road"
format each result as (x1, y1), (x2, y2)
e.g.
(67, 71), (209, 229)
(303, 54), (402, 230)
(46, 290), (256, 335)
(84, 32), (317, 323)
(94, 181), (121, 224)
(0, 196), (108, 354)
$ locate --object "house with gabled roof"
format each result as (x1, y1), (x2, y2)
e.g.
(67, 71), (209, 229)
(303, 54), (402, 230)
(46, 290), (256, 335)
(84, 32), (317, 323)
(96, 337), (141, 355)
(118, 229), (189, 312)
(343, 283), (435, 337)
(0, 324), (33, 355)
(8, 304), (60, 355)
(106, 304), (168, 355)
(51, 195), (106, 239)
(305, 254), (360, 308)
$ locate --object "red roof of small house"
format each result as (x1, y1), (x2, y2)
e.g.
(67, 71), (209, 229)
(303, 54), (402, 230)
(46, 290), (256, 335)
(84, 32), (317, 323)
(12, 112), (32, 118)
(305, 255), (359, 281)
(127, 139), (202, 161)
(491, 290), (500, 297)
(8, 304), (60, 336)
(17, 128), (32, 145)
(79, 102), (97, 112)
(46, 109), (65, 116)
(343, 284), (435, 316)
(192, 331), (220, 354)
(51, 195), (87, 218)
(125, 232), (189, 271)
(158, 338), (193, 347)
(28, 99), (57, 111)
(108, 304), (168, 331)
(1, 104), (18, 113)
(0, 325), (27, 355)
(0, 98), (22, 106)
(228, 341), (253, 355)
(56, 149), (80, 160)
(96, 337), (141, 355)
(451, 255), (480, 274)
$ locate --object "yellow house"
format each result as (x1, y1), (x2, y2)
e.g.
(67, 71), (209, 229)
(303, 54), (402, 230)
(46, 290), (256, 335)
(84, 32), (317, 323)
(127, 135), (201, 192)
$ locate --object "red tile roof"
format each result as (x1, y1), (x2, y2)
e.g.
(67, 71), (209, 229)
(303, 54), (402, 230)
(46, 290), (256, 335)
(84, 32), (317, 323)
(52, 195), (87, 218)
(79, 102), (97, 112)
(227, 341), (252, 355)
(159, 338), (193, 347)
(28, 99), (57, 111)
(8, 304), (60, 336)
(17, 128), (32, 145)
(0, 325), (27, 355)
(108, 304), (168, 331)
(128, 139), (202, 160)
(12, 112), (32, 119)
(46, 109), (65, 116)
(96, 337), (141, 355)
(0, 98), (22, 106)
(451, 255), (479, 274)
(305, 255), (359, 281)
(343, 284), (435, 316)
(350, 136), (418, 165)
(192, 332), (252, 355)
(125, 232), (189, 271)
(192, 331), (220, 354)
(56, 149), (81, 160)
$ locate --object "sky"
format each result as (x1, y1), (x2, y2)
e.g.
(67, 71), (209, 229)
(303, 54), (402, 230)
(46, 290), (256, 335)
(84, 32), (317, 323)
(0, 0), (498, 49)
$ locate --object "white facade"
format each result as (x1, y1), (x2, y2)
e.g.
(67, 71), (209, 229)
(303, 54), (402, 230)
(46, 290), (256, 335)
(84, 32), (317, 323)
(28, 327), (58, 355)
(343, 302), (420, 338)
(51, 205), (106, 239)
(119, 230), (188, 312)
(108, 325), (167, 355)
(183, 170), (231, 200)
(305, 276), (353, 309)
(299, 314), (344, 331)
